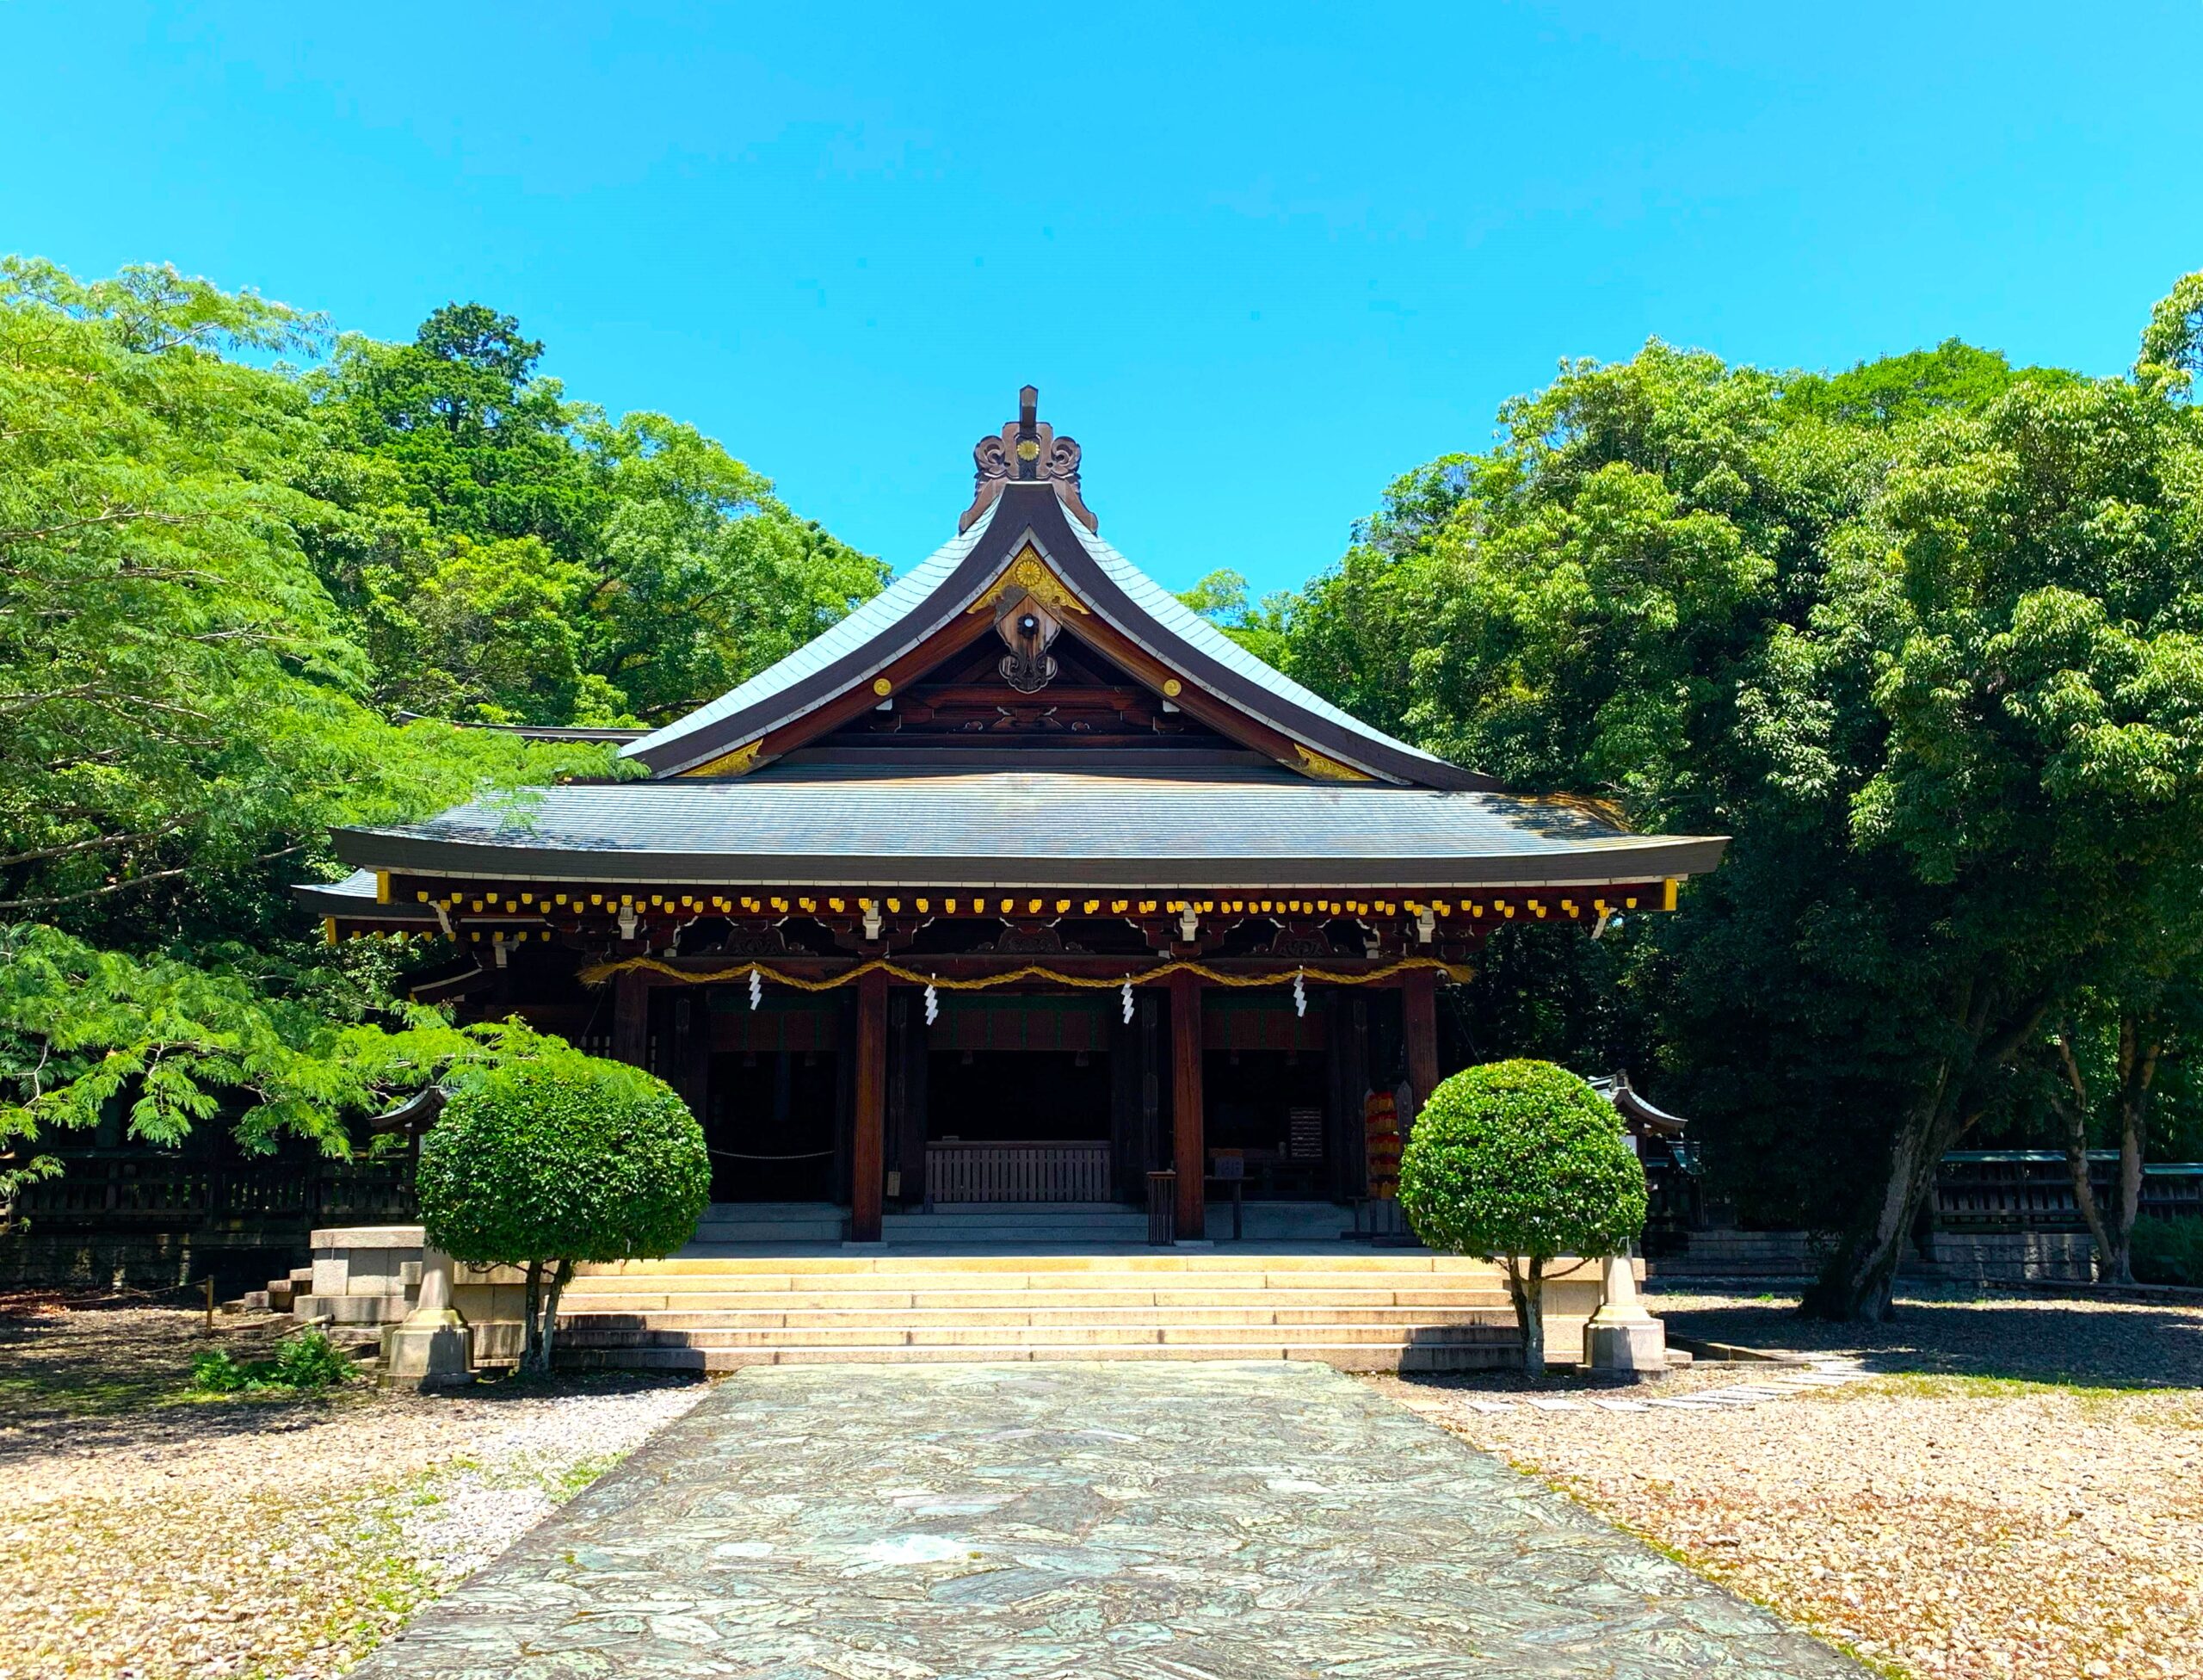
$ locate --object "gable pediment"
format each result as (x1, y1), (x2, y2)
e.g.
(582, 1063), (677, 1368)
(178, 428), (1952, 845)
(623, 398), (1492, 791)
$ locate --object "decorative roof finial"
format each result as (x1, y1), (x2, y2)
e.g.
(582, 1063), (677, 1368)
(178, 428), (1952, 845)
(960, 386), (1098, 534)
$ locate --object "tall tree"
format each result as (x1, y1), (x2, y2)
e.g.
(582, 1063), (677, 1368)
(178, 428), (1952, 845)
(579, 412), (884, 722)
(0, 262), (608, 1183)
(1285, 281), (2203, 1319)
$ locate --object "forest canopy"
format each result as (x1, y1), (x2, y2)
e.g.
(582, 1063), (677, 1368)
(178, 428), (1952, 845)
(1273, 282), (2203, 1313)
(0, 260), (879, 1186)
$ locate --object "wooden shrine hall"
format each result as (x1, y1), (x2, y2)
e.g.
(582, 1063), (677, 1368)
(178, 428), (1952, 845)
(305, 390), (1727, 1245)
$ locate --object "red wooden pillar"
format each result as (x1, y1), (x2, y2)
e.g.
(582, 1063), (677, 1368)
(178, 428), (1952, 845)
(1402, 967), (1440, 1137)
(850, 968), (889, 1243)
(1169, 968), (1206, 1238)
(612, 968), (650, 1069)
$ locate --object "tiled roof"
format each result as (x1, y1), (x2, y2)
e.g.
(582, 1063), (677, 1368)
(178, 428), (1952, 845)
(330, 768), (1725, 890)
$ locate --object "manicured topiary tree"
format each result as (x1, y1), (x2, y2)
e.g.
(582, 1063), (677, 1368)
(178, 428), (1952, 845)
(1397, 1059), (1647, 1374)
(416, 1047), (710, 1375)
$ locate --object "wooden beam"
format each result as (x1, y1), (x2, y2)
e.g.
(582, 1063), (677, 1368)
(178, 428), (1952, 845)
(1169, 967), (1206, 1239)
(1402, 967), (1439, 1139)
(850, 968), (889, 1242)
(587, 954), (1447, 983)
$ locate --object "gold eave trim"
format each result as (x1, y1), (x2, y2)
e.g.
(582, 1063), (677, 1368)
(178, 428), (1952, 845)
(678, 738), (767, 778)
(1293, 744), (1373, 782)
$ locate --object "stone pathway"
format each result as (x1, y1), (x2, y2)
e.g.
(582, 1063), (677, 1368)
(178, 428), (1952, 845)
(350, 1362), (1866, 1679)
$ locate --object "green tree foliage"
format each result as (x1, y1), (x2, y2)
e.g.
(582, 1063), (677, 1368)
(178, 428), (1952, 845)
(1176, 568), (1293, 667)
(321, 303), (608, 560)
(0, 923), (557, 1196)
(1397, 1059), (1647, 1373)
(2129, 1215), (2203, 1287)
(1287, 274), (2203, 1319)
(313, 312), (886, 726)
(0, 258), (870, 1179)
(415, 1048), (710, 1374)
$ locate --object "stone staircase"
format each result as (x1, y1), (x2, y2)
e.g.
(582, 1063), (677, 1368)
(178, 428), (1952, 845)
(879, 1203), (1151, 1246)
(554, 1251), (1552, 1374)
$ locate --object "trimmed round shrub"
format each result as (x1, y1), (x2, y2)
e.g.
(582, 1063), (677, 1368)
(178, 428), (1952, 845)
(418, 1052), (709, 1266)
(1398, 1059), (1648, 1373)
(1398, 1059), (1647, 1260)
(417, 1049), (709, 1373)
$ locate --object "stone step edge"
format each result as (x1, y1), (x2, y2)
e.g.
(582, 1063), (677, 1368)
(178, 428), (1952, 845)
(555, 1305), (1515, 1313)
(557, 1324), (1524, 1345)
(573, 1256), (1514, 1276)
(555, 1343), (1524, 1370)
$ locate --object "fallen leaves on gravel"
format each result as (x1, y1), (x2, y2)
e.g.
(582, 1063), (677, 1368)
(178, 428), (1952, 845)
(1381, 1288), (2203, 1680)
(0, 1300), (708, 1680)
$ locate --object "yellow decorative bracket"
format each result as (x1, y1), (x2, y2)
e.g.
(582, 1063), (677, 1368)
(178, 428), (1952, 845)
(680, 738), (766, 778)
(1293, 743), (1373, 782)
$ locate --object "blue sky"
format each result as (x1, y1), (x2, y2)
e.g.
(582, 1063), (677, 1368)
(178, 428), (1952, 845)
(8, 3), (2200, 596)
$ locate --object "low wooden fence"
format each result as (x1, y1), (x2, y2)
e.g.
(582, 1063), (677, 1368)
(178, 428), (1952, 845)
(925, 1141), (1112, 1204)
(4, 1150), (415, 1233)
(1935, 1152), (2203, 1229)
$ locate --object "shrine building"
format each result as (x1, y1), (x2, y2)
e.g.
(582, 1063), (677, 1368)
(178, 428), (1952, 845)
(305, 392), (1727, 1245)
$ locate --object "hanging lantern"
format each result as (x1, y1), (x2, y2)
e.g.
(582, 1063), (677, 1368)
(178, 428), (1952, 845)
(1121, 977), (1135, 1024)
(924, 980), (939, 1026)
(749, 967), (762, 1011)
(1293, 967), (1306, 1018)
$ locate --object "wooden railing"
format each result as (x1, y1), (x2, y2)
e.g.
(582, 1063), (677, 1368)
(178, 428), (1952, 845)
(925, 1141), (1112, 1204)
(1935, 1152), (2203, 1228)
(4, 1151), (416, 1232)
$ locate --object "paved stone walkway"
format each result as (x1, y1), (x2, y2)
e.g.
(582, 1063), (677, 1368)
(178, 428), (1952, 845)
(351, 1362), (1865, 1679)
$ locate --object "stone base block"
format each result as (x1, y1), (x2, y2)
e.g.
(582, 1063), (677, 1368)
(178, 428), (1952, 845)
(383, 1317), (474, 1384)
(1584, 1317), (1667, 1376)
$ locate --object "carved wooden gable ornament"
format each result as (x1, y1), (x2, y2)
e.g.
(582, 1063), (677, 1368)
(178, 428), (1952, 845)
(960, 385), (1098, 535)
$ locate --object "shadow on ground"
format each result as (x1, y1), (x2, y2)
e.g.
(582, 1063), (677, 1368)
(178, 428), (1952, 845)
(0, 1294), (692, 1463)
(1649, 1285), (2203, 1389)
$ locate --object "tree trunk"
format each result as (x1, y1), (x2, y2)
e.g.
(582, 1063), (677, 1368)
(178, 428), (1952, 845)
(1505, 1256), (1548, 1376)
(534, 1257), (575, 1376)
(1802, 1084), (1959, 1321)
(1805, 985), (2048, 1323)
(2053, 1028), (2117, 1283)
(521, 1259), (546, 1374)
(2107, 1020), (2158, 1288)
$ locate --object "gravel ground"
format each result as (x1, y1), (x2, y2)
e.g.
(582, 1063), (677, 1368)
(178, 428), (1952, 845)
(0, 1294), (709, 1680)
(1375, 1286), (2203, 1680)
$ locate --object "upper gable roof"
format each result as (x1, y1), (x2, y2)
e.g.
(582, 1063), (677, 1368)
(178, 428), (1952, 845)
(620, 397), (1491, 790)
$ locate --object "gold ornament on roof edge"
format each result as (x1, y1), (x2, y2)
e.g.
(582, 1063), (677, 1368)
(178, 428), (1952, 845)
(1293, 743), (1372, 782)
(680, 738), (766, 778)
